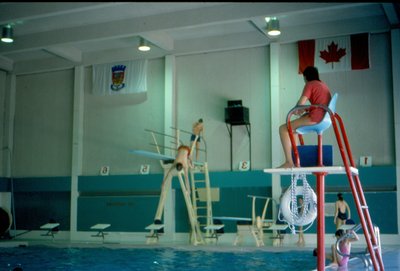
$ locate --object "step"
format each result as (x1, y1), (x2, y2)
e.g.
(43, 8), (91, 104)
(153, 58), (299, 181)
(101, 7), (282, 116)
(373, 245), (380, 250)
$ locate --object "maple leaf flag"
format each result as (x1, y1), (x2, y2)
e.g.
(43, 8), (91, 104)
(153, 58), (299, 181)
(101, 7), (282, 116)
(298, 33), (370, 74)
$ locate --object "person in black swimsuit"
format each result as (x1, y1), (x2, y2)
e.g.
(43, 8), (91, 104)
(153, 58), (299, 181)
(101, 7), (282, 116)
(334, 193), (351, 229)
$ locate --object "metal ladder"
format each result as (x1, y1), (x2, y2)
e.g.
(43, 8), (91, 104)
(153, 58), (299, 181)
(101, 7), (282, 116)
(330, 113), (384, 270)
(190, 162), (215, 238)
(188, 133), (221, 241)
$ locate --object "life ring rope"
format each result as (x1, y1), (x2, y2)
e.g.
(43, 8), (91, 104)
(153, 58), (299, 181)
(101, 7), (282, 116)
(279, 173), (317, 234)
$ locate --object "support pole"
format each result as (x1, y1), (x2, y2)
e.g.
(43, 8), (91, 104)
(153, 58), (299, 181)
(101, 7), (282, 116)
(316, 173), (326, 271)
(316, 134), (326, 271)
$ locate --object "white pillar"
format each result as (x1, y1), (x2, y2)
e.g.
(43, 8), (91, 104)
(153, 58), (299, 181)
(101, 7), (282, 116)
(2, 73), (16, 236)
(270, 43), (282, 215)
(2, 73), (16, 178)
(391, 29), (400, 235)
(70, 66), (84, 240)
(164, 55), (177, 239)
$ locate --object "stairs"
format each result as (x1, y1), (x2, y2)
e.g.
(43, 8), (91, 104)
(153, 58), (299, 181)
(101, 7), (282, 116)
(190, 162), (218, 240)
(330, 113), (384, 270)
(176, 171), (204, 245)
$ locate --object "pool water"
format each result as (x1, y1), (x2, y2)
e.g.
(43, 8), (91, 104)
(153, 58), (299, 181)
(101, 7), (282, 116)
(1, 245), (318, 271)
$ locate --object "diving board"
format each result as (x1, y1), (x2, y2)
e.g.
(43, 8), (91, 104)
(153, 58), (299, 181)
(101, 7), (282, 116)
(129, 150), (174, 161)
(130, 149), (204, 166)
(264, 166), (358, 175)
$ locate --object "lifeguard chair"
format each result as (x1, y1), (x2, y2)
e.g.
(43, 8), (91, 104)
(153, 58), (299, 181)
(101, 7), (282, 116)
(265, 92), (384, 271)
(290, 93), (338, 168)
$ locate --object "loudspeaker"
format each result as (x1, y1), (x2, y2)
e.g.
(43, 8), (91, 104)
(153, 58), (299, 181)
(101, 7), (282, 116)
(225, 106), (249, 124)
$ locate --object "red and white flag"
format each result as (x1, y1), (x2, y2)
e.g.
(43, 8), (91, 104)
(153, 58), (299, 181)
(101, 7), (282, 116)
(298, 33), (370, 74)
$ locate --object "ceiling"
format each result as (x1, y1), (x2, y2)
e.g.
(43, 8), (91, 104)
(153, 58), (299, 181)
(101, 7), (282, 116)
(0, 2), (399, 74)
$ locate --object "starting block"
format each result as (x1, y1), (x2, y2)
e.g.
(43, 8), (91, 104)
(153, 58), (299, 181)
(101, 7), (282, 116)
(204, 224), (225, 241)
(90, 224), (111, 241)
(40, 223), (60, 239)
(267, 224), (288, 246)
(145, 223), (165, 242)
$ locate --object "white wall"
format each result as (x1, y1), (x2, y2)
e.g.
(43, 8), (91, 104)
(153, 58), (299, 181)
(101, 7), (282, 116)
(0, 32), (395, 177)
(176, 47), (270, 171)
(82, 58), (166, 175)
(12, 70), (74, 177)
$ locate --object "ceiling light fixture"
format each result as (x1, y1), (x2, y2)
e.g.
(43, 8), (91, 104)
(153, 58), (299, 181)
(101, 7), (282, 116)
(265, 17), (281, 37)
(1, 25), (14, 43)
(138, 38), (150, 52)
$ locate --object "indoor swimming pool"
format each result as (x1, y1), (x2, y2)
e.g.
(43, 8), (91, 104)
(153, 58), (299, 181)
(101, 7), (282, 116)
(2, 244), (318, 271)
(2, 243), (400, 270)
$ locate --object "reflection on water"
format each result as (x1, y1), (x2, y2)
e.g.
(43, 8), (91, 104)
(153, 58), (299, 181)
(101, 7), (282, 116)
(1, 245), (317, 271)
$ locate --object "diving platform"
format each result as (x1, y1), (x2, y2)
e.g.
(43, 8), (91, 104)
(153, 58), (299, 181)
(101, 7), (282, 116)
(264, 166), (358, 175)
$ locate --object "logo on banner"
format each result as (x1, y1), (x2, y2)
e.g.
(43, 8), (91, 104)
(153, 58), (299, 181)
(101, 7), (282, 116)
(111, 65), (126, 91)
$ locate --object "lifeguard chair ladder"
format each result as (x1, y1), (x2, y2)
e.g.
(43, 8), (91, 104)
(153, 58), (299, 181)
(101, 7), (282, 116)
(265, 93), (384, 271)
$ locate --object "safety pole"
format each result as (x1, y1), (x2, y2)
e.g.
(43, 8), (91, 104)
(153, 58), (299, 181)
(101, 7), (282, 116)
(315, 173), (326, 270)
(316, 133), (327, 271)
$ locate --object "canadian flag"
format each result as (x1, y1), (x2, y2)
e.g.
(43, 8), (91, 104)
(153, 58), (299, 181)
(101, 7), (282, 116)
(298, 33), (370, 74)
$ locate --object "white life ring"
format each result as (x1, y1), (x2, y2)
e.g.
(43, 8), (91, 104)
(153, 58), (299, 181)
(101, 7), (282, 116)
(280, 186), (317, 226)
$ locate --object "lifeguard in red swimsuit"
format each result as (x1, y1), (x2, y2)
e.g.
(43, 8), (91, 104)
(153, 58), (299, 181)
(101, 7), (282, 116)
(278, 66), (332, 168)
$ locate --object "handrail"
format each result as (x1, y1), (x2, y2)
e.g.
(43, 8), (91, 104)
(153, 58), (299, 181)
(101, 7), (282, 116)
(331, 114), (384, 270)
(336, 223), (362, 257)
(335, 223), (380, 268)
